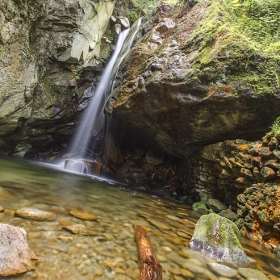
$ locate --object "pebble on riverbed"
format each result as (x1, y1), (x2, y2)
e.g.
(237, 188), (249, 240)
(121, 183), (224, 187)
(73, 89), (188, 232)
(238, 268), (270, 280)
(15, 208), (57, 221)
(69, 209), (97, 221)
(207, 262), (238, 278)
(63, 224), (89, 235)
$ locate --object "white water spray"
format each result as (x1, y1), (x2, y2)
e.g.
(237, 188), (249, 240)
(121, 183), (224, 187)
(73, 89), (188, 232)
(69, 18), (142, 164)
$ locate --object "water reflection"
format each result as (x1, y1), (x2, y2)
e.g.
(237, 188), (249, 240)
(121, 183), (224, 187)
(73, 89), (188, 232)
(0, 156), (279, 280)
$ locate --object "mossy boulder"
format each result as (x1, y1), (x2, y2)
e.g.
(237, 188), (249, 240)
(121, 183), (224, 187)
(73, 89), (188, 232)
(189, 213), (255, 267)
(192, 201), (211, 215)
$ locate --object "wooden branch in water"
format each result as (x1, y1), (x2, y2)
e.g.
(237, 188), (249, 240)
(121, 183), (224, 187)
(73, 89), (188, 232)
(134, 225), (162, 280)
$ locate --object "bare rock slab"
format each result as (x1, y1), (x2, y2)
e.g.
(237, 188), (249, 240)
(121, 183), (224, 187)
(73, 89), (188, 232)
(0, 224), (37, 276)
(15, 208), (57, 221)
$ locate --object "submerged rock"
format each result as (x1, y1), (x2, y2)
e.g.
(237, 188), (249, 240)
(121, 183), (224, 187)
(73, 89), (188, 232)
(69, 209), (97, 221)
(15, 208), (57, 221)
(0, 224), (37, 276)
(63, 224), (89, 235)
(207, 262), (237, 278)
(0, 186), (10, 202)
(238, 268), (270, 280)
(189, 213), (254, 267)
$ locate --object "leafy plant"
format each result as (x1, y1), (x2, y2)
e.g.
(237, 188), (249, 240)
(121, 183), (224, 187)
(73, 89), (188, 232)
(266, 116), (280, 138)
(71, 69), (80, 80)
(230, 0), (280, 48)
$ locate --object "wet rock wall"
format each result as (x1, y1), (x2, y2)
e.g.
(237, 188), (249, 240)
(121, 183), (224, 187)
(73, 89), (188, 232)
(180, 136), (280, 256)
(0, 0), (115, 157)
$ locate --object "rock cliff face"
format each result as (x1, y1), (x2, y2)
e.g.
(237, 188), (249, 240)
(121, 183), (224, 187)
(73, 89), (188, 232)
(109, 1), (280, 157)
(0, 0), (115, 156)
(181, 134), (280, 256)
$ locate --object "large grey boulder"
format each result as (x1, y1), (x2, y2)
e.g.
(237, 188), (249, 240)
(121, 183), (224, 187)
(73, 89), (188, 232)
(0, 0), (115, 156)
(0, 224), (37, 276)
(189, 213), (254, 267)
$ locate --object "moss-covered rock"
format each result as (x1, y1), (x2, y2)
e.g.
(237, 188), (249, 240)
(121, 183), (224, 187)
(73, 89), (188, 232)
(189, 213), (254, 266)
(110, 0), (280, 158)
(192, 201), (210, 215)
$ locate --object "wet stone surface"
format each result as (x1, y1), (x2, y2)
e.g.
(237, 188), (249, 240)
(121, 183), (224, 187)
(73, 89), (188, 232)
(0, 157), (279, 279)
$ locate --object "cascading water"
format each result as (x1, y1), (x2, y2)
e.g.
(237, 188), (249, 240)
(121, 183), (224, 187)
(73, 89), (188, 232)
(65, 19), (142, 175)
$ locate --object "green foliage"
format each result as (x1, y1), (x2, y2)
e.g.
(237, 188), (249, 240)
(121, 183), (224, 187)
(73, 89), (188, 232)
(266, 116), (280, 138)
(128, 10), (139, 22)
(132, 0), (161, 15)
(120, 0), (181, 22)
(188, 0), (280, 96)
(230, 0), (280, 49)
(102, 36), (113, 44)
(71, 69), (80, 80)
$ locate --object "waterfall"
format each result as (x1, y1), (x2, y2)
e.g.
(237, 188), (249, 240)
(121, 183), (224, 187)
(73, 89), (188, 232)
(67, 18), (142, 172)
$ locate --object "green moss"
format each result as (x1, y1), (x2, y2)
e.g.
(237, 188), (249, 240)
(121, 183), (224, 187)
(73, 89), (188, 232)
(265, 116), (280, 139)
(197, 214), (242, 248)
(185, 0), (280, 96)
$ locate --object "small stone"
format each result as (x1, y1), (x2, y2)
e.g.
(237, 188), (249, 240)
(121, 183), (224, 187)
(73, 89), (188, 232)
(161, 246), (172, 252)
(259, 147), (272, 158)
(178, 251), (191, 258)
(219, 210), (238, 221)
(57, 235), (73, 242)
(192, 201), (209, 214)
(177, 230), (191, 239)
(15, 208), (57, 221)
(240, 168), (253, 178)
(180, 269), (194, 278)
(207, 262), (237, 278)
(0, 205), (4, 212)
(238, 268), (270, 280)
(253, 166), (262, 180)
(181, 219), (196, 228)
(69, 209), (97, 221)
(166, 215), (180, 221)
(261, 167), (276, 181)
(272, 149), (280, 159)
(264, 160), (280, 170)
(147, 219), (170, 230)
(63, 224), (89, 235)
(0, 187), (10, 201)
(207, 199), (227, 213)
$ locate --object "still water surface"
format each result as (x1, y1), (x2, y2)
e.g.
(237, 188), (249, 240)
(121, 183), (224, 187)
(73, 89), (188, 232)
(0, 156), (279, 280)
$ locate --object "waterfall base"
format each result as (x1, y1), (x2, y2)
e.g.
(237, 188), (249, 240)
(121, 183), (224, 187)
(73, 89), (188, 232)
(64, 159), (101, 176)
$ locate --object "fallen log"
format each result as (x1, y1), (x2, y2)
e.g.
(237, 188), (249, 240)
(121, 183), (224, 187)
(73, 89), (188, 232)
(134, 225), (162, 280)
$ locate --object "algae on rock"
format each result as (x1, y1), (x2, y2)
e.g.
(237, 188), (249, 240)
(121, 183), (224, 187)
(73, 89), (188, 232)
(189, 213), (254, 266)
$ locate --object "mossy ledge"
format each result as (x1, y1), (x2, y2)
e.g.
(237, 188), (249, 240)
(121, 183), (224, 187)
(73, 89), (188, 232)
(185, 0), (280, 97)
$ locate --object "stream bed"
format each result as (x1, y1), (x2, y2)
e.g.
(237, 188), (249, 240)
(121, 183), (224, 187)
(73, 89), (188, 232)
(0, 156), (279, 280)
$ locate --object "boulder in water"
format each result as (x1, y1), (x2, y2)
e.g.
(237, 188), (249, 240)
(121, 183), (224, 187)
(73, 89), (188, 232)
(15, 208), (57, 221)
(189, 213), (255, 267)
(0, 224), (37, 276)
